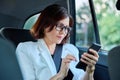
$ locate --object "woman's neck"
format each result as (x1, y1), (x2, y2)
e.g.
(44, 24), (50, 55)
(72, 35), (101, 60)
(43, 38), (56, 55)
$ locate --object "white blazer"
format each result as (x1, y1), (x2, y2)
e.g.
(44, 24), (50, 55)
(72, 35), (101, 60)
(16, 39), (85, 80)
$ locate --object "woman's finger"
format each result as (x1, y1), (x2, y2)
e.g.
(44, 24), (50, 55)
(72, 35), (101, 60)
(89, 49), (99, 58)
(81, 55), (96, 65)
(83, 52), (99, 62)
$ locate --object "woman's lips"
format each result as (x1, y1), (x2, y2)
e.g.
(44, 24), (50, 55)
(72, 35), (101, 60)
(57, 36), (63, 40)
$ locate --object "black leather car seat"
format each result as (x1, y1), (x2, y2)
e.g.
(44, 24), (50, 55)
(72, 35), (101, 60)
(0, 27), (36, 47)
(108, 45), (120, 80)
(0, 38), (23, 80)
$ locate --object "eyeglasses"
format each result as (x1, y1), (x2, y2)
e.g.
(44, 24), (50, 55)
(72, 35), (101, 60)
(55, 24), (72, 34)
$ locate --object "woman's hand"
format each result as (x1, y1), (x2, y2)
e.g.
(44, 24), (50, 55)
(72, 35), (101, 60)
(80, 49), (99, 73)
(58, 54), (76, 79)
(50, 54), (76, 80)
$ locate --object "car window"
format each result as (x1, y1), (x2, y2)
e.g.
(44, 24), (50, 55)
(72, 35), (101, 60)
(93, 0), (120, 51)
(75, 0), (120, 51)
(75, 0), (95, 48)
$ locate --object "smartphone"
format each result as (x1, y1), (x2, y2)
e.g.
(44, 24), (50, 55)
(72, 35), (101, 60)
(76, 43), (101, 69)
(87, 43), (101, 55)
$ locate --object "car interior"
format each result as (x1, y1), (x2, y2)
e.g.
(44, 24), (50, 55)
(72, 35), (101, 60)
(0, 0), (120, 80)
(0, 27), (36, 46)
(108, 45), (120, 80)
(0, 38), (23, 80)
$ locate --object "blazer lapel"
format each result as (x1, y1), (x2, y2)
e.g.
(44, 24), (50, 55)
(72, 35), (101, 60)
(37, 39), (57, 76)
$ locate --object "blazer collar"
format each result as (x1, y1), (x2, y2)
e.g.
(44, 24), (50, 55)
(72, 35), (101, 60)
(37, 39), (57, 76)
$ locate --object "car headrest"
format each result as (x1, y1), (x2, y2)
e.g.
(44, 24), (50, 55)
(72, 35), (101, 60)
(0, 27), (36, 47)
(116, 0), (120, 10)
(108, 45), (120, 80)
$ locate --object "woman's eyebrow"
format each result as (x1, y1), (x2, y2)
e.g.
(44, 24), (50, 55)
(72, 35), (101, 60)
(58, 23), (69, 27)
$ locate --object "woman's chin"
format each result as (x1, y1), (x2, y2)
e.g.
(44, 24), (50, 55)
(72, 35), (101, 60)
(56, 40), (62, 44)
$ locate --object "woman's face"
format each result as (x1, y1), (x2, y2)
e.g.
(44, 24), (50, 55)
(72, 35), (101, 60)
(44, 17), (70, 44)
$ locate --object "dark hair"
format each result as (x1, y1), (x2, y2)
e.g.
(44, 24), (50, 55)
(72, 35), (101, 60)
(30, 4), (73, 44)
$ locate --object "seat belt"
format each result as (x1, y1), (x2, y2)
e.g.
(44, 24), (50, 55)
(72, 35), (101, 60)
(53, 44), (63, 72)
(53, 44), (73, 80)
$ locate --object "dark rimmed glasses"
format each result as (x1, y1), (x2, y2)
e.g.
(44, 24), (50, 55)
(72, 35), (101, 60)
(55, 23), (72, 34)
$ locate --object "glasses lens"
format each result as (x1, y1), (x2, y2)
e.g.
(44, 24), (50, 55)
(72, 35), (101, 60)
(56, 26), (61, 31)
(55, 24), (72, 34)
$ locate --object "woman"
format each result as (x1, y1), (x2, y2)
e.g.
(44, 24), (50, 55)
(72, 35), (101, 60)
(16, 4), (99, 80)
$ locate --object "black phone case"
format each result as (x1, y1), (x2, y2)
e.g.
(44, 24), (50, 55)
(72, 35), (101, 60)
(87, 43), (101, 55)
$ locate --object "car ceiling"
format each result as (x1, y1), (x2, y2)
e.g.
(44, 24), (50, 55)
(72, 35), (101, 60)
(0, 0), (68, 28)
(0, 0), (67, 20)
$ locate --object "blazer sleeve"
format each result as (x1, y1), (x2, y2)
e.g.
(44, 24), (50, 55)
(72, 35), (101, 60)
(62, 43), (85, 80)
(16, 43), (36, 80)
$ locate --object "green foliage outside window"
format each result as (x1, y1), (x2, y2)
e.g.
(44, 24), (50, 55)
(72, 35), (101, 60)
(94, 0), (120, 50)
